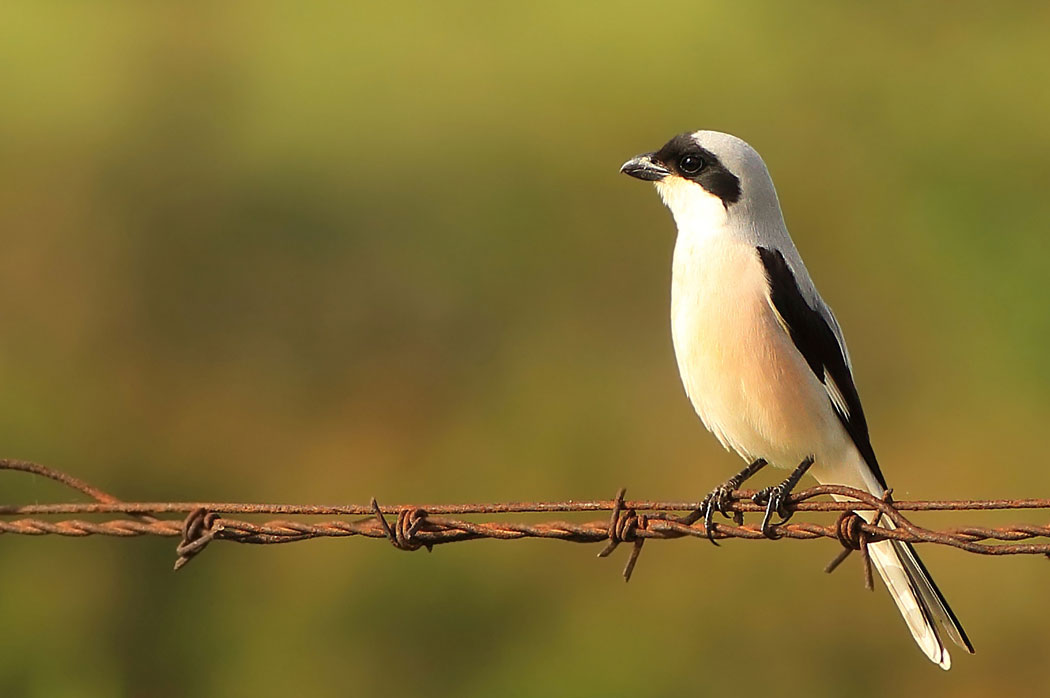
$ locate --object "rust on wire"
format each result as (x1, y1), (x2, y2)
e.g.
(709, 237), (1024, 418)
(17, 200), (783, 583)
(3, 459), (1050, 579)
(825, 512), (874, 590)
(370, 497), (431, 552)
(175, 509), (223, 571)
(597, 488), (648, 581)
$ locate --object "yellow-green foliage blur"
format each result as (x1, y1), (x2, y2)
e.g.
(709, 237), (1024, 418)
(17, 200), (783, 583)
(2, 2), (1049, 696)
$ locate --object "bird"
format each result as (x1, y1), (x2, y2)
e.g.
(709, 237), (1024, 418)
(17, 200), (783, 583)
(620, 130), (973, 669)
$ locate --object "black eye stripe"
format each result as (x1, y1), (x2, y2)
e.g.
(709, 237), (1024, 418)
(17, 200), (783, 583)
(651, 133), (742, 206)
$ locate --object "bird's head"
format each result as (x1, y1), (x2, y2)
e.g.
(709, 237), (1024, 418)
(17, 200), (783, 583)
(621, 130), (780, 230)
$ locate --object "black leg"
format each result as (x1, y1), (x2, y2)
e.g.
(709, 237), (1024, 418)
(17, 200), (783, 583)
(678, 458), (768, 542)
(751, 456), (815, 536)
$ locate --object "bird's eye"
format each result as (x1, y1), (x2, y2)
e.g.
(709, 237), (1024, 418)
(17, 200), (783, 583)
(679, 155), (705, 174)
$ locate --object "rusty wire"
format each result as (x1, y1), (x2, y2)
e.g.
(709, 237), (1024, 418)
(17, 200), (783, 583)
(2, 459), (1049, 582)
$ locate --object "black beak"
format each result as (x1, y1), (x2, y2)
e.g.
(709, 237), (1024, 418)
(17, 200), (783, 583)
(620, 153), (671, 182)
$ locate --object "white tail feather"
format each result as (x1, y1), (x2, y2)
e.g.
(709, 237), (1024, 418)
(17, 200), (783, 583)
(867, 537), (950, 669)
(818, 459), (972, 669)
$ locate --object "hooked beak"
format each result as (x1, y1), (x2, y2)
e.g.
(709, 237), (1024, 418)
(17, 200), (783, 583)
(620, 153), (671, 182)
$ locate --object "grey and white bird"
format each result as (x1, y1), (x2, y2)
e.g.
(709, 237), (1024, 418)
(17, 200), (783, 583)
(620, 130), (973, 669)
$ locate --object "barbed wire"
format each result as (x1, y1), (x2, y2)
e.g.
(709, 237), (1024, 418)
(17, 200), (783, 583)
(2, 459), (1049, 583)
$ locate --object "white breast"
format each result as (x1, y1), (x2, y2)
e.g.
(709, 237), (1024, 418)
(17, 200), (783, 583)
(669, 222), (848, 470)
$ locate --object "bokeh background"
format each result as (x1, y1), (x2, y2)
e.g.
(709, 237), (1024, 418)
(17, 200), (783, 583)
(2, 2), (1049, 696)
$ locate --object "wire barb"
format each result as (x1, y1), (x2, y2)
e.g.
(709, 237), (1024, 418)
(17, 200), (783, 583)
(597, 488), (648, 581)
(370, 497), (431, 552)
(175, 508), (223, 571)
(825, 511), (874, 590)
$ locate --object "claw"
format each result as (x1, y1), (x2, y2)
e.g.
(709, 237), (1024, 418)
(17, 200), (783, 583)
(753, 485), (786, 537)
(702, 487), (734, 545)
(751, 456), (815, 538)
(676, 459), (768, 541)
(680, 489), (729, 544)
(701, 494), (718, 545)
(716, 488), (734, 517)
(677, 458), (770, 543)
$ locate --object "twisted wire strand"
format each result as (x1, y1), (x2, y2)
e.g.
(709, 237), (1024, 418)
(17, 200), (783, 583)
(2, 459), (1049, 577)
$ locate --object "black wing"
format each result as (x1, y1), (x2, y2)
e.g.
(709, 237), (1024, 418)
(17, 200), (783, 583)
(756, 246), (887, 489)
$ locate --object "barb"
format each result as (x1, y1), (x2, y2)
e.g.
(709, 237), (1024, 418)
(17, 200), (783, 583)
(3, 459), (1050, 580)
(175, 509), (223, 571)
(597, 487), (648, 581)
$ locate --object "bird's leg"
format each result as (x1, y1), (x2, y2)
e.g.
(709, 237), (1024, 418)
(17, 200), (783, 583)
(751, 456), (815, 536)
(678, 458), (768, 542)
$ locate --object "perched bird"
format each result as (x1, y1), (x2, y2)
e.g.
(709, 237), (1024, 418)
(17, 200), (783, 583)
(620, 130), (973, 669)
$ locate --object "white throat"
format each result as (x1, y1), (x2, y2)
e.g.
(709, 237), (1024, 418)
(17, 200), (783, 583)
(654, 177), (729, 240)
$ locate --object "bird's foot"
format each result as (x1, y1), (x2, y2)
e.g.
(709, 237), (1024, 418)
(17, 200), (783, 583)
(694, 485), (738, 545)
(751, 456), (815, 537)
(750, 484), (793, 536)
(678, 458), (767, 544)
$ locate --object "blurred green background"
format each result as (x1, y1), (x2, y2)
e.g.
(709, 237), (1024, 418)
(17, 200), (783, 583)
(2, 2), (1049, 696)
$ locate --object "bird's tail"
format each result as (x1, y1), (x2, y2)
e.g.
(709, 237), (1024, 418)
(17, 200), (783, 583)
(865, 524), (974, 669)
(816, 460), (973, 669)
